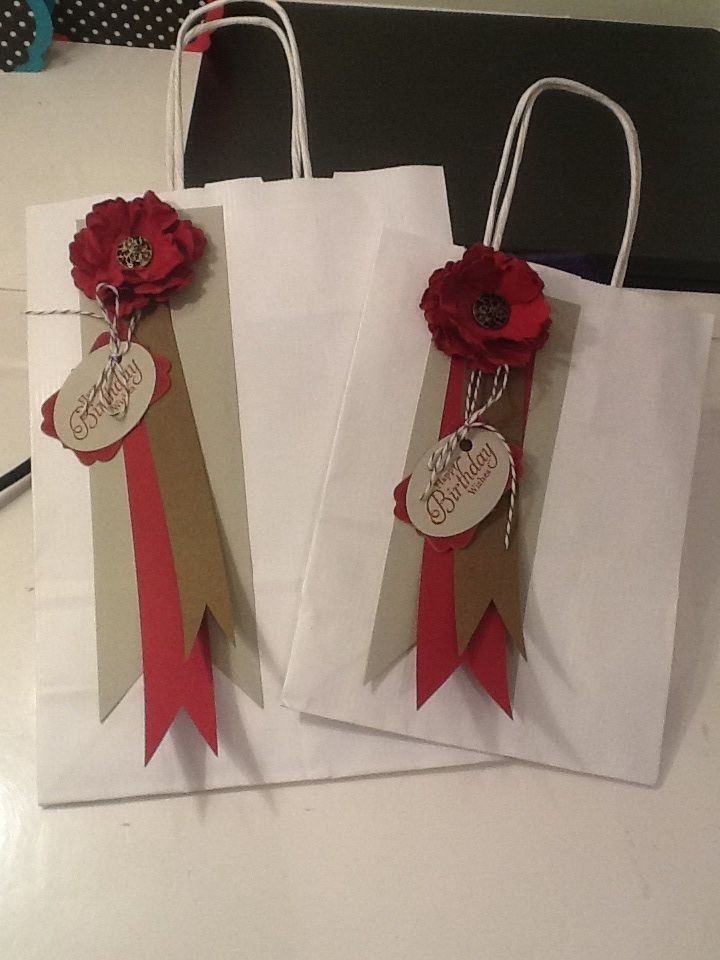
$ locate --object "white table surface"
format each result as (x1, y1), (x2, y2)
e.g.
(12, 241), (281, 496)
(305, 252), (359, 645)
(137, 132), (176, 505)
(1, 40), (720, 960)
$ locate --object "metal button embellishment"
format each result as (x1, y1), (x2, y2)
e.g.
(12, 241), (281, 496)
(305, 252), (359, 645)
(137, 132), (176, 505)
(472, 293), (510, 330)
(117, 236), (153, 270)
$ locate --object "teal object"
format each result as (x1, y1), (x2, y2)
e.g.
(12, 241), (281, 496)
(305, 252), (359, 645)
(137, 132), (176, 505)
(16, 0), (53, 73)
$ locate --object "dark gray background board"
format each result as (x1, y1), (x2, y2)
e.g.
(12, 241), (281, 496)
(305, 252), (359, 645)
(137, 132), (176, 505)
(185, 4), (720, 290)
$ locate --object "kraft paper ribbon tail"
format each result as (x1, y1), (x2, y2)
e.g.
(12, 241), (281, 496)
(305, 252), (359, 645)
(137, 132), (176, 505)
(135, 305), (236, 656)
(465, 606), (512, 716)
(123, 421), (218, 763)
(416, 547), (514, 713)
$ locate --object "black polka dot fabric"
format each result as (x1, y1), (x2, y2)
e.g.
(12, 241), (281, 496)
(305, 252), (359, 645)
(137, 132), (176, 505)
(52, 0), (209, 50)
(0, 0), (36, 72)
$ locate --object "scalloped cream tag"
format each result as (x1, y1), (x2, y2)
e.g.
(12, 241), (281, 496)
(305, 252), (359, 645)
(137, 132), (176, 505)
(406, 427), (510, 538)
(53, 343), (156, 453)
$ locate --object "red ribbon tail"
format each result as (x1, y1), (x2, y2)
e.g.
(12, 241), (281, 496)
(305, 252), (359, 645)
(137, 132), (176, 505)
(178, 618), (218, 758)
(416, 544), (462, 707)
(123, 423), (218, 764)
(143, 619), (218, 765)
(464, 606), (512, 717)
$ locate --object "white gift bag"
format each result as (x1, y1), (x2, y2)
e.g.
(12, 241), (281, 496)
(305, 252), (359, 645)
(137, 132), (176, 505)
(27, 4), (484, 805)
(283, 79), (716, 785)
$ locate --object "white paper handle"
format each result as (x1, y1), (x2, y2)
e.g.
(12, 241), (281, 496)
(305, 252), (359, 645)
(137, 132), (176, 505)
(166, 0), (312, 190)
(484, 77), (642, 288)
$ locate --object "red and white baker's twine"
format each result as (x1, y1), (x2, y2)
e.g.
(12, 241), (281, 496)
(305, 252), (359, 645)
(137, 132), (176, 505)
(420, 364), (516, 549)
(26, 283), (137, 419)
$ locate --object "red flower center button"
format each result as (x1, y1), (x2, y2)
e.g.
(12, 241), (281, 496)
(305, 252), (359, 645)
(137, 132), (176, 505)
(117, 235), (153, 270)
(473, 293), (510, 330)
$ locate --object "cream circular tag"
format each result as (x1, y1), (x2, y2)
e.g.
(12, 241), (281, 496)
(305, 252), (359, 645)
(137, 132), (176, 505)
(406, 427), (511, 538)
(53, 343), (156, 453)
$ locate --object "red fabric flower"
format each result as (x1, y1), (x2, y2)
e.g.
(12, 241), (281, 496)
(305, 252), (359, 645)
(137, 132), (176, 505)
(69, 191), (206, 318)
(420, 244), (550, 373)
(41, 332), (171, 466)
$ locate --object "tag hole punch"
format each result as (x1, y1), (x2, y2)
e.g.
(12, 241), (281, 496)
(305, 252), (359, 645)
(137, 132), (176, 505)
(459, 438), (473, 452)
